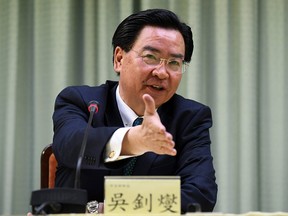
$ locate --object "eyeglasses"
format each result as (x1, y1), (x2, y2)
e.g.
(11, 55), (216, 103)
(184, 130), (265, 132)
(131, 49), (189, 74)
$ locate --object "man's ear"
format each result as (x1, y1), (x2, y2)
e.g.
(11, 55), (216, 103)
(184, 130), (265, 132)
(113, 46), (124, 73)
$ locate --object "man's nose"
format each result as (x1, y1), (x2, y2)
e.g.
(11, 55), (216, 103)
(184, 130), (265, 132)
(152, 62), (169, 79)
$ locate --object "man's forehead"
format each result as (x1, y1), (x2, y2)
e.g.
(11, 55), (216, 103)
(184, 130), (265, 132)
(133, 26), (185, 52)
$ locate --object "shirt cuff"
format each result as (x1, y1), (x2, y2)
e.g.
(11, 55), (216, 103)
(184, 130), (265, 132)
(105, 127), (134, 162)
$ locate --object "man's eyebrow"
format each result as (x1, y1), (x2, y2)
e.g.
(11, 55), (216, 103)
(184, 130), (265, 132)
(142, 45), (160, 53)
(142, 45), (184, 59)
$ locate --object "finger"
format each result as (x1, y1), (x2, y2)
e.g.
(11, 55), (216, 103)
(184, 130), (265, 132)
(168, 148), (177, 156)
(158, 144), (177, 156)
(143, 94), (156, 116)
(153, 135), (176, 155)
(162, 139), (176, 154)
(165, 132), (174, 142)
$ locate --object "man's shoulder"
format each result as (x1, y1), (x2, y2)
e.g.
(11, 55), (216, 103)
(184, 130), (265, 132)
(65, 80), (118, 91)
(57, 80), (118, 104)
(169, 94), (209, 110)
(64, 80), (117, 93)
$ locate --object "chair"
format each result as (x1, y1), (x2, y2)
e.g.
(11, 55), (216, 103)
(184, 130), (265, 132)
(41, 144), (57, 188)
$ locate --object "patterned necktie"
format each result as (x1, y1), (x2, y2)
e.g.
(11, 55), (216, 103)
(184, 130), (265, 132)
(123, 117), (143, 176)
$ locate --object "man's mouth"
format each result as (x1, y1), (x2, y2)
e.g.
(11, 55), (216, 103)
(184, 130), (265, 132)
(151, 85), (164, 90)
(143, 80), (166, 91)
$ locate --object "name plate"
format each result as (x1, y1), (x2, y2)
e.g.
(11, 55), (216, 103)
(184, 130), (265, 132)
(104, 176), (180, 215)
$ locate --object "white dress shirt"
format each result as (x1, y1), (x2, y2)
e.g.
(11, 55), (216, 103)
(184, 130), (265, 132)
(104, 85), (140, 162)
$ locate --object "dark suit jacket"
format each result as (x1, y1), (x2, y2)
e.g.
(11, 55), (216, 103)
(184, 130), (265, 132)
(52, 80), (217, 213)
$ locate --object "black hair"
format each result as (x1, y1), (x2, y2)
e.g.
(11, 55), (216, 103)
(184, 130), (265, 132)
(112, 8), (194, 63)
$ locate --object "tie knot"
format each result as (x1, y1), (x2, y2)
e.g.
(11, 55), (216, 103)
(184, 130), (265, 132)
(132, 117), (143, 126)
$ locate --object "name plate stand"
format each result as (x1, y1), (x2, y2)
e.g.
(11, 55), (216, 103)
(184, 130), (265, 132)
(104, 176), (181, 215)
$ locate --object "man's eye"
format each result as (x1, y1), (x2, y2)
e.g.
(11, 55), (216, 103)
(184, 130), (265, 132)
(169, 60), (181, 66)
(144, 54), (157, 60)
(142, 54), (159, 65)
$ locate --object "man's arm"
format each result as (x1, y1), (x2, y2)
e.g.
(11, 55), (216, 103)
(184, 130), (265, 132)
(175, 105), (217, 212)
(52, 86), (118, 169)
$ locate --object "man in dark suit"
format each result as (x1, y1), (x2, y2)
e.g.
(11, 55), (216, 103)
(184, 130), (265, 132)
(52, 8), (217, 213)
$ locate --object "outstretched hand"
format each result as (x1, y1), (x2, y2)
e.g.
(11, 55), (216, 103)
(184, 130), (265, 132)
(122, 94), (176, 156)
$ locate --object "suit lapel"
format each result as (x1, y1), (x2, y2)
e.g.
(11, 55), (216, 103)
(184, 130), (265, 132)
(105, 84), (124, 127)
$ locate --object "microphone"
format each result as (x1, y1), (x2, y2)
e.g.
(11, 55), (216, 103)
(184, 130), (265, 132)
(88, 100), (99, 113)
(74, 100), (99, 189)
(30, 100), (99, 214)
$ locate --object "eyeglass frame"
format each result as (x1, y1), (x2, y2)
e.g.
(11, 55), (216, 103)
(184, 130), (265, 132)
(130, 49), (189, 74)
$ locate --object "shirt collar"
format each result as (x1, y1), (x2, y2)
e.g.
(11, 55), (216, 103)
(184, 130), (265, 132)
(116, 85), (139, 127)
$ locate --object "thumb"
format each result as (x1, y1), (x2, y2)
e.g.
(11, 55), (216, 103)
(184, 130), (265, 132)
(143, 94), (156, 116)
